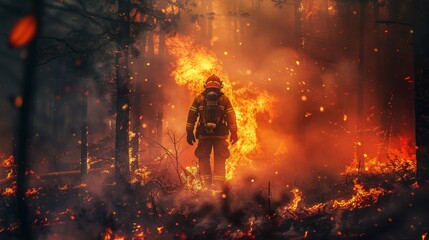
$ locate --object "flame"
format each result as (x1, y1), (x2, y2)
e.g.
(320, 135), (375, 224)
(327, 1), (337, 16)
(333, 179), (386, 210)
(25, 187), (40, 196)
(288, 188), (302, 211)
(131, 166), (151, 186)
(132, 224), (145, 239)
(1, 155), (17, 196)
(245, 217), (255, 237)
(1, 155), (14, 168)
(103, 227), (113, 240)
(156, 225), (164, 234)
(180, 164), (203, 191)
(1, 155), (15, 179)
(2, 182), (17, 196)
(129, 130), (137, 167)
(166, 35), (274, 180)
(305, 202), (326, 213)
(280, 188), (302, 214)
(343, 136), (416, 177)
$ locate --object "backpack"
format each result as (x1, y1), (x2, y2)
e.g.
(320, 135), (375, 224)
(198, 91), (228, 136)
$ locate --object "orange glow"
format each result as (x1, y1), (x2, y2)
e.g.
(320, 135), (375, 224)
(343, 136), (416, 176)
(166, 35), (275, 180)
(14, 96), (23, 108)
(103, 227), (113, 240)
(9, 15), (38, 48)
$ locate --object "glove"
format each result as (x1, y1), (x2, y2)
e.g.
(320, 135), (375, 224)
(230, 131), (238, 145)
(187, 131), (196, 145)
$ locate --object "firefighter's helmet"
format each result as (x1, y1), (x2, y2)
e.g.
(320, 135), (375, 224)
(204, 74), (224, 89)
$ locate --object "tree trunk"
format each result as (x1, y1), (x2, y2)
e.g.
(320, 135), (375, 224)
(156, 111), (163, 143)
(80, 87), (88, 180)
(147, 31), (154, 57)
(294, 0), (303, 49)
(14, 1), (43, 239)
(356, 0), (366, 173)
(413, 0), (429, 183)
(130, 34), (147, 172)
(115, 0), (131, 186)
(159, 0), (167, 57)
(380, 1), (401, 155)
(207, 0), (213, 41)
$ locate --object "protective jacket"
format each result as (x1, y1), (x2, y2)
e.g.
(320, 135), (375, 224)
(186, 89), (237, 139)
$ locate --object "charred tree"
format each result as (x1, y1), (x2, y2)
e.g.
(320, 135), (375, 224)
(115, 0), (131, 186)
(159, 0), (168, 57)
(147, 31), (155, 57)
(413, 0), (429, 183)
(380, 1), (401, 154)
(13, 1), (43, 239)
(356, 0), (366, 173)
(80, 86), (88, 180)
(294, 0), (303, 49)
(130, 34), (148, 171)
(156, 111), (163, 143)
(207, 0), (213, 41)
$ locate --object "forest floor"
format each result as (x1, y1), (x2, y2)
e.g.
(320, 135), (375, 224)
(1, 168), (429, 240)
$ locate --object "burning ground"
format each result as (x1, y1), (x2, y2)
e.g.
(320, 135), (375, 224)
(1, 152), (428, 239)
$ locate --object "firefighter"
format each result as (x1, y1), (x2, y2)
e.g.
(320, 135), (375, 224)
(186, 74), (238, 188)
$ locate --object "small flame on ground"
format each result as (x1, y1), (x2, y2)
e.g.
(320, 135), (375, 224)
(333, 179), (386, 210)
(2, 182), (17, 196)
(157, 225), (164, 234)
(343, 136), (416, 177)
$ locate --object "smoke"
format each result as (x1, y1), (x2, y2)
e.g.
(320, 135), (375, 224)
(156, 2), (353, 185)
(153, 0), (415, 188)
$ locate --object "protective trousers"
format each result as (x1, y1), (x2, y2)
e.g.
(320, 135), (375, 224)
(195, 138), (230, 187)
